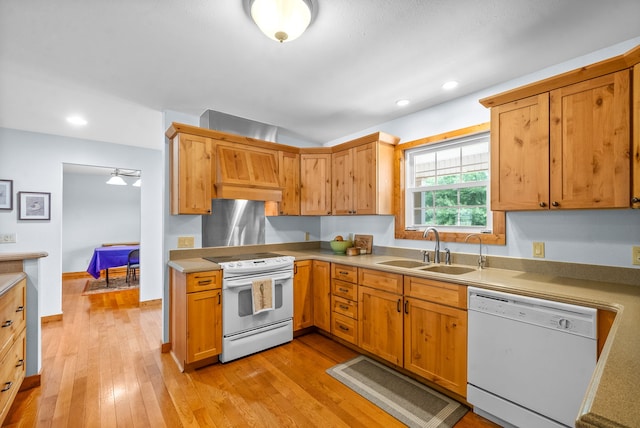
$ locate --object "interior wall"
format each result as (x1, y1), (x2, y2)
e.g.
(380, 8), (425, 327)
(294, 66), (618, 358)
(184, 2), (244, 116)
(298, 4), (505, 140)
(62, 171), (141, 273)
(0, 127), (164, 317)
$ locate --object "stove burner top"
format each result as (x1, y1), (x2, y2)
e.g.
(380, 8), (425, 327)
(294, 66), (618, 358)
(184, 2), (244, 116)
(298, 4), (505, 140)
(203, 252), (282, 264)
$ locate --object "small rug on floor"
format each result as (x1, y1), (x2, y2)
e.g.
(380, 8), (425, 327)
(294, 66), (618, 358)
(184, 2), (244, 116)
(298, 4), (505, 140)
(83, 276), (139, 295)
(327, 355), (468, 428)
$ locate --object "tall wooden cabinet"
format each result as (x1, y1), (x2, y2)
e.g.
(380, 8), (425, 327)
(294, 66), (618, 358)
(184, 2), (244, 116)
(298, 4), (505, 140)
(331, 132), (398, 215)
(170, 269), (222, 371)
(293, 260), (313, 331)
(300, 152), (332, 215)
(169, 133), (214, 215)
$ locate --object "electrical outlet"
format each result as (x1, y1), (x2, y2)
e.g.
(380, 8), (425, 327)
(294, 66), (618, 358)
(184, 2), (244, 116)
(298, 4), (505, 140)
(305, 232), (310, 241)
(0, 233), (16, 243)
(632, 246), (640, 266)
(533, 242), (545, 258)
(177, 236), (195, 248)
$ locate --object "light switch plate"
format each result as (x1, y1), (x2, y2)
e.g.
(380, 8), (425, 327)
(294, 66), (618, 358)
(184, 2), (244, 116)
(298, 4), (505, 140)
(177, 236), (195, 248)
(0, 233), (16, 243)
(533, 242), (545, 258)
(632, 246), (640, 266)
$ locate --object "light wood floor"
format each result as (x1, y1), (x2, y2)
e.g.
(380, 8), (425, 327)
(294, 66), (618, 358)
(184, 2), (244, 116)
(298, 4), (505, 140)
(4, 277), (498, 427)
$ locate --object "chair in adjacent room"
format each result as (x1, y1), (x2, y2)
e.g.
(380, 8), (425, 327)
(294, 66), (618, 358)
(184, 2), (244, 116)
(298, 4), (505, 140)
(126, 249), (140, 284)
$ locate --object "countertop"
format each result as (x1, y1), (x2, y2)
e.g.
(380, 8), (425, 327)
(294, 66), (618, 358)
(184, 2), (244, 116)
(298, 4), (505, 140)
(174, 248), (639, 427)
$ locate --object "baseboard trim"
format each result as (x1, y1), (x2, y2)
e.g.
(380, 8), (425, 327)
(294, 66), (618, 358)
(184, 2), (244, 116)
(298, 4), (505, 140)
(161, 342), (171, 353)
(42, 314), (63, 324)
(62, 268), (127, 280)
(20, 373), (41, 391)
(140, 299), (161, 308)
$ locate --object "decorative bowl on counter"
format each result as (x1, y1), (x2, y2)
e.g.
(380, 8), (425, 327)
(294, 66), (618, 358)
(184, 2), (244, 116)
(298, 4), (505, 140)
(329, 240), (352, 254)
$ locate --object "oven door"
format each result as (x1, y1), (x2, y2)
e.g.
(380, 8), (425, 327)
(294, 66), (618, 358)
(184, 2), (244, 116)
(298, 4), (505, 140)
(222, 270), (293, 336)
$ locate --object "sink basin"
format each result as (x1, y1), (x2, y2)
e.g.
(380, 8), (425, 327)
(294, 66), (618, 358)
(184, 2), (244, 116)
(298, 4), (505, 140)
(419, 265), (476, 275)
(377, 259), (428, 268)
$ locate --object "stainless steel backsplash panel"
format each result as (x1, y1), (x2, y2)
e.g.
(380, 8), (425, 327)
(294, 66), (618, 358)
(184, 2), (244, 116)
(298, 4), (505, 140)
(202, 199), (265, 247)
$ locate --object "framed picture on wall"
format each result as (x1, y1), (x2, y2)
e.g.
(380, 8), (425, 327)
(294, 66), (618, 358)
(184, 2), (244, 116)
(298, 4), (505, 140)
(0, 180), (12, 210)
(18, 191), (51, 220)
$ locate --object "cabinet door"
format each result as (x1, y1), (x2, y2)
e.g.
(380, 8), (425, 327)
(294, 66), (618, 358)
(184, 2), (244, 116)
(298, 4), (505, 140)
(353, 142), (377, 215)
(332, 148), (354, 215)
(186, 289), (221, 363)
(293, 260), (313, 331)
(490, 94), (550, 211)
(550, 71), (631, 209)
(358, 286), (403, 366)
(404, 298), (467, 396)
(300, 153), (332, 215)
(634, 64), (640, 208)
(312, 260), (331, 332)
(170, 133), (213, 215)
(278, 151), (300, 215)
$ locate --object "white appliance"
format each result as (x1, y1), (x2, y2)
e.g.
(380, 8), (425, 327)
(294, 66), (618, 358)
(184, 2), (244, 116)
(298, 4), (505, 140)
(467, 287), (597, 428)
(204, 253), (295, 363)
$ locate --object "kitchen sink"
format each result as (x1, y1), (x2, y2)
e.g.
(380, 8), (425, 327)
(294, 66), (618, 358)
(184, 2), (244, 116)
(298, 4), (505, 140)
(419, 265), (476, 275)
(377, 259), (428, 268)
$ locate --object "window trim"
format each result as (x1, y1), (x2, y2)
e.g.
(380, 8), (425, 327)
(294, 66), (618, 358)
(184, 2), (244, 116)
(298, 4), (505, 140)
(393, 122), (506, 245)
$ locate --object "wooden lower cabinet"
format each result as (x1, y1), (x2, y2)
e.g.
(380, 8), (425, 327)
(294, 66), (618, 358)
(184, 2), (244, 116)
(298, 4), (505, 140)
(294, 260), (313, 331)
(170, 269), (222, 371)
(312, 260), (331, 332)
(358, 285), (403, 366)
(403, 297), (467, 396)
(330, 263), (358, 345)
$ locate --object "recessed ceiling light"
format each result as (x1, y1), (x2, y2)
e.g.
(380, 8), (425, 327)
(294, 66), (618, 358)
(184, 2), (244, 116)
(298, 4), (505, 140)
(396, 99), (410, 107)
(66, 115), (88, 126)
(442, 81), (459, 90)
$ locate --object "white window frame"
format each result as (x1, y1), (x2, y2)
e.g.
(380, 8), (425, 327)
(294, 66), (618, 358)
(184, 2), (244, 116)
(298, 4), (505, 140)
(405, 131), (491, 233)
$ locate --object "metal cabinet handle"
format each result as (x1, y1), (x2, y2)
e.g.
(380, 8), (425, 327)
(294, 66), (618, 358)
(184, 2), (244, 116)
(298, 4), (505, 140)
(632, 197), (640, 203)
(338, 325), (349, 331)
(1, 320), (12, 328)
(551, 201), (559, 207)
(404, 300), (409, 314)
(539, 202), (546, 207)
(197, 279), (212, 285)
(397, 299), (401, 313)
(218, 293), (221, 305)
(15, 306), (24, 313)
(339, 304), (349, 310)
(338, 271), (349, 275)
(338, 288), (349, 293)
(1, 382), (12, 392)
(15, 359), (24, 368)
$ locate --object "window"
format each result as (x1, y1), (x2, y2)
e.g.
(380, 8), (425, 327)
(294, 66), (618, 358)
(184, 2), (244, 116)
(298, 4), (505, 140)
(405, 132), (490, 232)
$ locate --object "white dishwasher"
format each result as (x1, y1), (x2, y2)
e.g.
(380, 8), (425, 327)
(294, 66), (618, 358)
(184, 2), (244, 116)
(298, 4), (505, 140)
(467, 287), (597, 428)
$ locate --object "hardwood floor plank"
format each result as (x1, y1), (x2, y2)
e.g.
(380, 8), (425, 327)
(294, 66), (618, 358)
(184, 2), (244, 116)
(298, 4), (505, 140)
(4, 276), (497, 428)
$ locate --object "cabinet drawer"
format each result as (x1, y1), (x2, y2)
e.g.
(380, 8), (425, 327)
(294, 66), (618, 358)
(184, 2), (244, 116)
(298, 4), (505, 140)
(332, 313), (358, 345)
(404, 276), (467, 309)
(186, 271), (221, 293)
(359, 268), (403, 294)
(332, 279), (357, 301)
(332, 295), (357, 319)
(0, 329), (25, 423)
(331, 263), (358, 283)
(0, 279), (26, 360)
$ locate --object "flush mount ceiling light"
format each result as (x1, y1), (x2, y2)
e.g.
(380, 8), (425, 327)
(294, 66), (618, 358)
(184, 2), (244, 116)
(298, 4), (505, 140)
(396, 99), (410, 107)
(249, 0), (313, 43)
(66, 115), (88, 126)
(442, 80), (459, 90)
(106, 168), (141, 186)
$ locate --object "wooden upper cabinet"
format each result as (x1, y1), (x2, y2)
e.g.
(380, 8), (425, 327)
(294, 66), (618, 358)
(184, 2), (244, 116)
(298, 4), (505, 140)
(300, 152), (332, 215)
(331, 133), (398, 215)
(490, 94), (550, 211)
(634, 64), (640, 209)
(491, 70), (632, 211)
(278, 151), (300, 215)
(550, 70), (631, 209)
(170, 133), (214, 215)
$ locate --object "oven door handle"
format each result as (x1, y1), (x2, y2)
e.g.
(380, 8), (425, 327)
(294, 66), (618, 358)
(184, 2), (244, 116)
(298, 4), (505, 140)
(224, 271), (293, 289)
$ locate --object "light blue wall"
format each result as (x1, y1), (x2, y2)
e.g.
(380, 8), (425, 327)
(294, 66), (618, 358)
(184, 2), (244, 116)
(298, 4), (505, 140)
(62, 171), (141, 272)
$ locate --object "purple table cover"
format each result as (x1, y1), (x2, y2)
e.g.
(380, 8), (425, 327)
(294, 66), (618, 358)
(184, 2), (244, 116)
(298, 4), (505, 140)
(86, 245), (140, 279)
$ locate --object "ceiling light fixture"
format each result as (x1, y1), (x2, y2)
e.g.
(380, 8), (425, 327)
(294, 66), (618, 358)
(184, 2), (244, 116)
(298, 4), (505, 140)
(250, 0), (313, 43)
(396, 99), (410, 107)
(442, 81), (459, 90)
(106, 168), (141, 186)
(66, 115), (88, 126)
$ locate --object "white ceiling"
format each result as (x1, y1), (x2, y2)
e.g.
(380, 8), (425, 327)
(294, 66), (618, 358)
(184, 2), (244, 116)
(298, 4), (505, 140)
(1, 0), (640, 150)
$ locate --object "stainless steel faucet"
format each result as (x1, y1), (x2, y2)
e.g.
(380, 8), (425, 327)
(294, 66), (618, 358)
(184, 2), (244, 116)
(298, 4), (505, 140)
(423, 227), (440, 264)
(465, 233), (486, 269)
